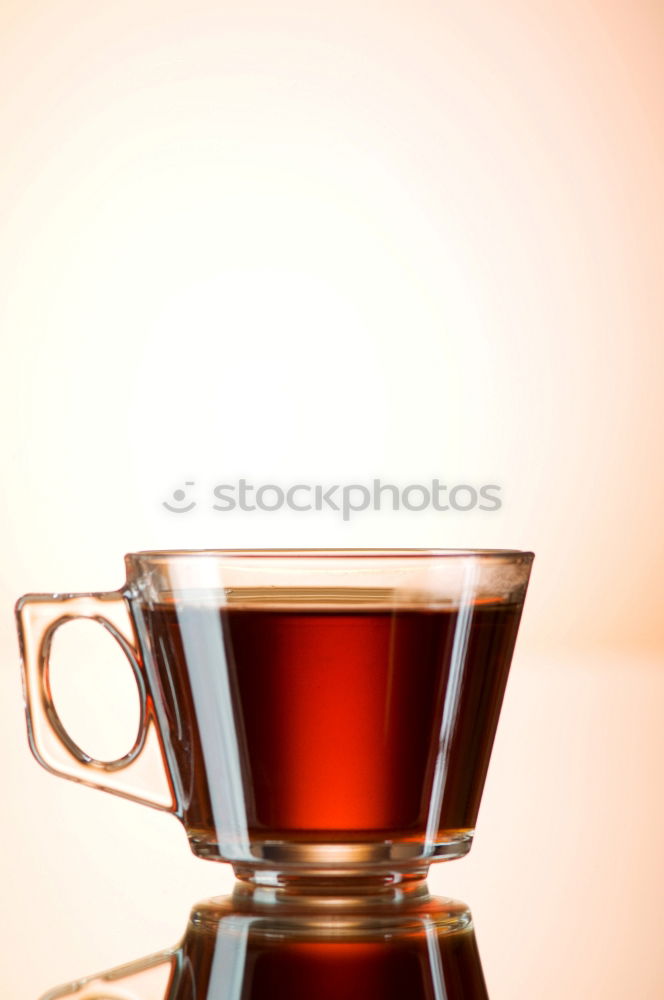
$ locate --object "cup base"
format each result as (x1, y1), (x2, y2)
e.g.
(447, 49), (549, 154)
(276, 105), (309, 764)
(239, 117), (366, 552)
(189, 832), (473, 892)
(231, 866), (430, 898)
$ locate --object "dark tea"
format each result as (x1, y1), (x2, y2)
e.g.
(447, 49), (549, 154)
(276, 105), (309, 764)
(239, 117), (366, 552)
(139, 597), (522, 854)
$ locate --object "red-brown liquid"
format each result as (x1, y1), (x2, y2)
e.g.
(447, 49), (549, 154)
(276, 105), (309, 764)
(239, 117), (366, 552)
(173, 921), (488, 1000)
(140, 601), (521, 841)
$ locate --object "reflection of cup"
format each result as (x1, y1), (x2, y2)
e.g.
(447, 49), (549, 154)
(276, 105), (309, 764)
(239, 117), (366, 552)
(41, 886), (489, 1000)
(17, 549), (532, 886)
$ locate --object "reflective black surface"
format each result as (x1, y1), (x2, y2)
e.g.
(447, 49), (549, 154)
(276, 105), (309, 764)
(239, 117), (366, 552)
(42, 883), (489, 1000)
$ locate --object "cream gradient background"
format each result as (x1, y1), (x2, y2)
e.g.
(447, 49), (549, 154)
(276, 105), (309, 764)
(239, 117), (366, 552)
(0, 1), (662, 997)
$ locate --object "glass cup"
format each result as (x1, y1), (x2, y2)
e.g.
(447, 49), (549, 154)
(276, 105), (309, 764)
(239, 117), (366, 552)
(40, 887), (488, 1000)
(16, 548), (533, 888)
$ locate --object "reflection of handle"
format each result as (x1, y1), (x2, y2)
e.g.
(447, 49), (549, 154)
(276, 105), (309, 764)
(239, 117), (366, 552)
(16, 591), (174, 811)
(39, 946), (177, 1000)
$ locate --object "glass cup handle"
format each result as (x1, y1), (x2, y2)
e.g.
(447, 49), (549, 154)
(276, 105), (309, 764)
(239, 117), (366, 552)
(16, 591), (175, 811)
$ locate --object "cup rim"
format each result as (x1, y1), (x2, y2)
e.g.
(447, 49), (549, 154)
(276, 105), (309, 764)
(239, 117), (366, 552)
(127, 548), (534, 560)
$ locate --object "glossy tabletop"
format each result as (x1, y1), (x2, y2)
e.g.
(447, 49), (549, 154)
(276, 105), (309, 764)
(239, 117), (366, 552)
(2, 646), (662, 998)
